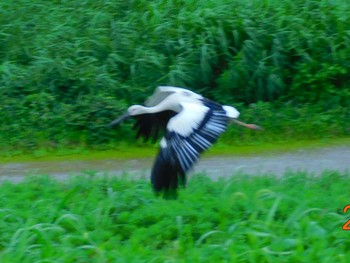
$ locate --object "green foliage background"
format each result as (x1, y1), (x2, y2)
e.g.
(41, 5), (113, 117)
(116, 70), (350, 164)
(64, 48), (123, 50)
(1, 0), (350, 150)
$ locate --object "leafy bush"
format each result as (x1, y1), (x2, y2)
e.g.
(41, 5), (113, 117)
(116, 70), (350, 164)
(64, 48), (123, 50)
(1, 0), (350, 149)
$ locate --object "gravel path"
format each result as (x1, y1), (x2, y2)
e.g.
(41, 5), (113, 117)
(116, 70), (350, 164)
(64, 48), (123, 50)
(0, 146), (349, 183)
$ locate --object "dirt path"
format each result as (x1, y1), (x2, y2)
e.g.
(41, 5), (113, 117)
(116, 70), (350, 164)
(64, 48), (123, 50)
(0, 145), (349, 183)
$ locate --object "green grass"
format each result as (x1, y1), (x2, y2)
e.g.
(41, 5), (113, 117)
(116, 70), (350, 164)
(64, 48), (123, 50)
(0, 171), (349, 262)
(1, 136), (350, 163)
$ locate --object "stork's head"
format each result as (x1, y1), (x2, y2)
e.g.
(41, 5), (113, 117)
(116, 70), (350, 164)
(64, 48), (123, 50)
(127, 105), (145, 116)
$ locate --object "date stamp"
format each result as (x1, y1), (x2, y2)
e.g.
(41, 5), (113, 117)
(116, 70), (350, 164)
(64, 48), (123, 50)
(342, 205), (350, 230)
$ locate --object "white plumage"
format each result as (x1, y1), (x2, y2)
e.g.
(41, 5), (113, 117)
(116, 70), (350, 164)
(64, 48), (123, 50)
(109, 86), (262, 198)
(167, 102), (208, 136)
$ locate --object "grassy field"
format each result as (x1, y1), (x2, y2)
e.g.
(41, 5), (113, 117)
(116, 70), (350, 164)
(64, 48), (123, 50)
(1, 136), (350, 163)
(0, 171), (349, 262)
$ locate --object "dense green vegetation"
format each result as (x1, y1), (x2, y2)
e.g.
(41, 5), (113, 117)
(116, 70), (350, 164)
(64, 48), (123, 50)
(2, 3), (349, 261)
(0, 171), (349, 262)
(1, 0), (350, 151)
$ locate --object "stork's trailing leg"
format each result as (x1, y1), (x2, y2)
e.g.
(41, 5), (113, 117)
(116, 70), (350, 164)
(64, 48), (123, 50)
(232, 119), (263, 130)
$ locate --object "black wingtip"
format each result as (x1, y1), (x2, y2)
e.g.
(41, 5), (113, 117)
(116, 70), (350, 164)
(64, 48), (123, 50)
(151, 150), (186, 199)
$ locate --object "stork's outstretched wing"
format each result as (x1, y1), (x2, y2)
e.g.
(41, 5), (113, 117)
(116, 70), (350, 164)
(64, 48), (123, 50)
(145, 86), (202, 107)
(134, 86), (203, 142)
(151, 100), (229, 197)
(132, 110), (177, 142)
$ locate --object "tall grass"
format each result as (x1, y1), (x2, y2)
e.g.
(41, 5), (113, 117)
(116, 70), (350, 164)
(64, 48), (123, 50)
(0, 171), (349, 262)
(1, 0), (350, 149)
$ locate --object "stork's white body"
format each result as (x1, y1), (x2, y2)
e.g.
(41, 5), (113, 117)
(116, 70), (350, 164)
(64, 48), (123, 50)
(145, 86), (239, 136)
(110, 86), (258, 198)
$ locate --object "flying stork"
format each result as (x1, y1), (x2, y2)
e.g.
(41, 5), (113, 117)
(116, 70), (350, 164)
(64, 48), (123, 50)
(109, 86), (262, 198)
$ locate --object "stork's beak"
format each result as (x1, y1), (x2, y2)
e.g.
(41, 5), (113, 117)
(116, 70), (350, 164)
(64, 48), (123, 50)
(108, 112), (129, 127)
(232, 119), (263, 131)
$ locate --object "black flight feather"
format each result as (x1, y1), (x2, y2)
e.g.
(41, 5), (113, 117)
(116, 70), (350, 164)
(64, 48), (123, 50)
(151, 147), (185, 199)
(132, 110), (176, 142)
